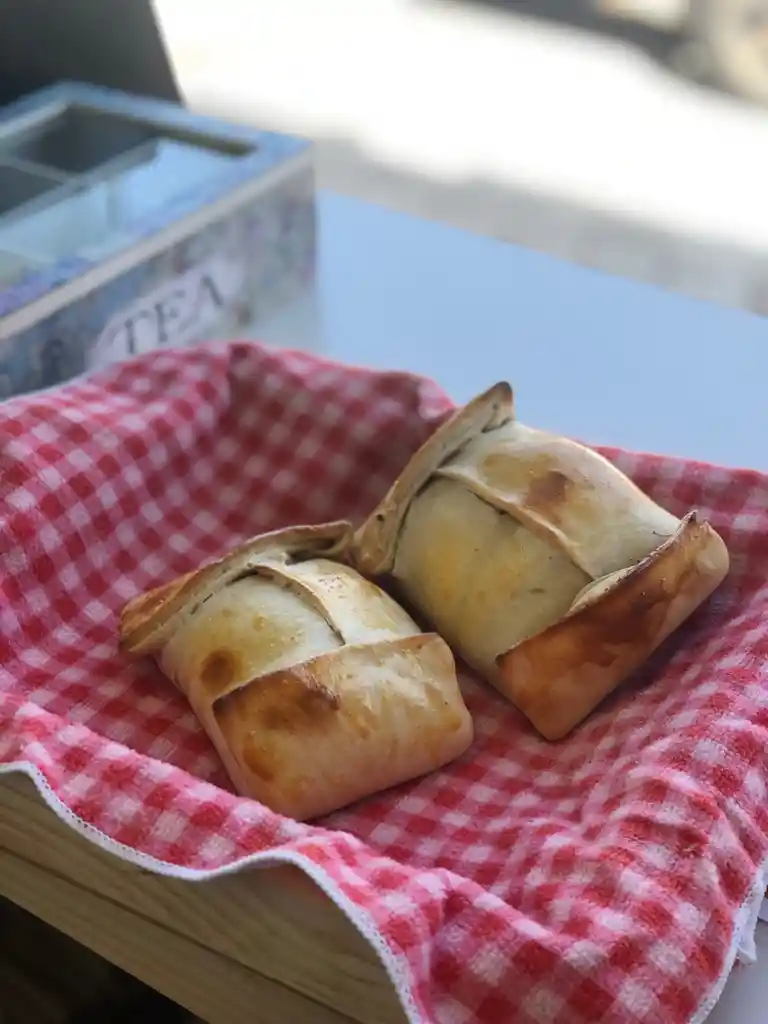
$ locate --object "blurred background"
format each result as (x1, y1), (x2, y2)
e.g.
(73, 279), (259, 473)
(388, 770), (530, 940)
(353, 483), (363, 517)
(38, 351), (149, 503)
(154, 0), (768, 315)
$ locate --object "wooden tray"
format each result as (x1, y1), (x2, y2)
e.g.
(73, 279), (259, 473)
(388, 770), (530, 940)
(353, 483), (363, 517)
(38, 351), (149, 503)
(0, 774), (407, 1024)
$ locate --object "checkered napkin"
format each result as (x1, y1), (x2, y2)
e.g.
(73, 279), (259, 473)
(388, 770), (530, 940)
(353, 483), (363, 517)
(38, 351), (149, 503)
(1, 340), (767, 1024)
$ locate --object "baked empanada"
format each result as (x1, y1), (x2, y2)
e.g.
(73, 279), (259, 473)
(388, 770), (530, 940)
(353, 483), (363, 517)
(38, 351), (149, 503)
(120, 522), (473, 820)
(352, 384), (729, 740)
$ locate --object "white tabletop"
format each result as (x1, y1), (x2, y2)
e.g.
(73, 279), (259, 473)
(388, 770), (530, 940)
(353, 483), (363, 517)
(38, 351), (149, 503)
(315, 193), (768, 472)
(282, 191), (765, 1022)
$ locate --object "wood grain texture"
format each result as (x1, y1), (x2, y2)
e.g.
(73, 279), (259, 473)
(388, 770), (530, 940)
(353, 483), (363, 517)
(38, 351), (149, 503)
(0, 775), (407, 1024)
(0, 896), (196, 1023)
(0, 847), (352, 1024)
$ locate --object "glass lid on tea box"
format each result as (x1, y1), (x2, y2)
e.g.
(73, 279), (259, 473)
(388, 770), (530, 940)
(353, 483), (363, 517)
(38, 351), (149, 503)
(0, 103), (255, 270)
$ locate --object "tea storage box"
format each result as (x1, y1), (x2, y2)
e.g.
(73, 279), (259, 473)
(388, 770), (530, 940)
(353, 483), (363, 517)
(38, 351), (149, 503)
(0, 82), (318, 398)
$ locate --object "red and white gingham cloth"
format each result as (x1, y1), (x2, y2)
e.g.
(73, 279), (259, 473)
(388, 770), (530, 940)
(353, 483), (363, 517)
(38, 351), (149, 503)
(1, 341), (767, 1024)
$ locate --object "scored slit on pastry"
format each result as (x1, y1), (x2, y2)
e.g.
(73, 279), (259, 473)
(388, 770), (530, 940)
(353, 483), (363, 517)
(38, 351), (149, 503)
(352, 383), (729, 740)
(120, 522), (473, 820)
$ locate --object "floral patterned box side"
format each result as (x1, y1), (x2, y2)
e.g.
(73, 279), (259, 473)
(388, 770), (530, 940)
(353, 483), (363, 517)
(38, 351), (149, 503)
(0, 82), (317, 399)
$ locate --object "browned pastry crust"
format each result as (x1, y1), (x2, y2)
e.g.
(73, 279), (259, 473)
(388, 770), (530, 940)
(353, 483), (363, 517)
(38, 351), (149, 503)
(352, 384), (729, 740)
(120, 522), (473, 819)
(120, 522), (351, 657)
(496, 512), (727, 739)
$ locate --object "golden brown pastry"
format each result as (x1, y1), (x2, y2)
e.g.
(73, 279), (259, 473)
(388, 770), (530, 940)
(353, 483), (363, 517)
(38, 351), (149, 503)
(352, 383), (729, 740)
(119, 522), (473, 820)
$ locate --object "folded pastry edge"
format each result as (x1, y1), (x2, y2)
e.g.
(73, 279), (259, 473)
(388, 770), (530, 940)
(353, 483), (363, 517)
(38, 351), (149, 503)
(495, 511), (730, 740)
(352, 380), (514, 576)
(119, 520), (354, 657)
